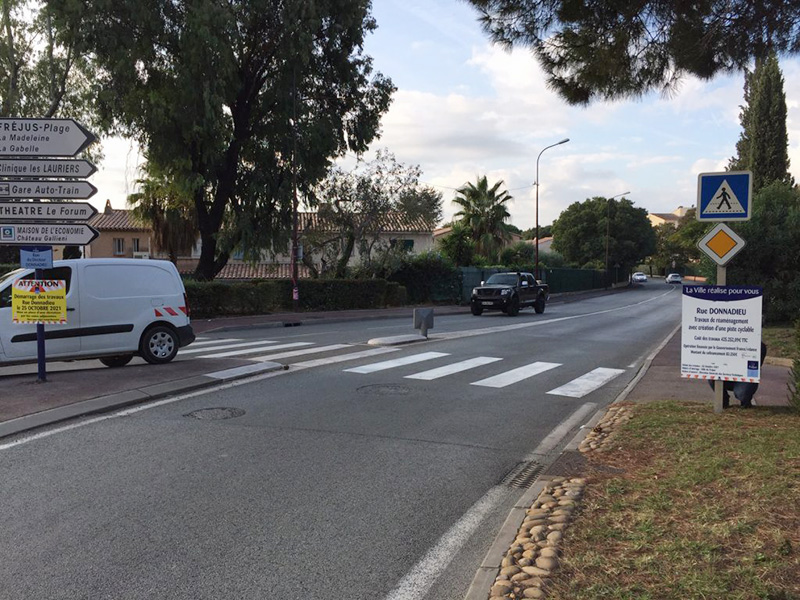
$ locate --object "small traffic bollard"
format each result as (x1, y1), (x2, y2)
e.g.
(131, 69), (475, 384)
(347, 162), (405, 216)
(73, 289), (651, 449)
(413, 308), (434, 338)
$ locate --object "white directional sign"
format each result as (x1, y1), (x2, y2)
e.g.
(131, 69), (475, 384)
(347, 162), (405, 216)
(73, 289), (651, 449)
(0, 118), (96, 157)
(0, 180), (97, 200)
(697, 171), (752, 221)
(0, 222), (99, 245)
(0, 158), (96, 178)
(0, 201), (97, 221)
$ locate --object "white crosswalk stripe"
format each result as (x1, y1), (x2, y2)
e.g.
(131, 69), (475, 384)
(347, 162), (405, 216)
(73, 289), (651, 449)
(186, 338), (241, 347)
(343, 352), (450, 374)
(251, 344), (352, 361)
(546, 367), (625, 398)
(292, 347), (399, 368)
(202, 342), (311, 359)
(182, 340), (278, 355)
(405, 356), (503, 381)
(471, 361), (561, 388)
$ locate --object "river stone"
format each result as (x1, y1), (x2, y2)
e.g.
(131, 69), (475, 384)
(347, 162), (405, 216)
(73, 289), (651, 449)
(549, 523), (567, 531)
(536, 556), (559, 571)
(490, 582), (512, 596)
(540, 547), (559, 558)
(548, 514), (569, 523)
(501, 555), (514, 568)
(523, 588), (545, 599)
(523, 542), (536, 551)
(518, 557), (533, 567)
(537, 495), (556, 504)
(521, 566), (551, 577)
(522, 549), (536, 559)
(547, 531), (563, 543)
(511, 572), (530, 583)
(500, 566), (520, 577)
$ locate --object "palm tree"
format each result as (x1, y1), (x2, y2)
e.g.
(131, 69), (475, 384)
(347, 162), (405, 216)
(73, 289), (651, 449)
(452, 176), (513, 261)
(128, 164), (198, 265)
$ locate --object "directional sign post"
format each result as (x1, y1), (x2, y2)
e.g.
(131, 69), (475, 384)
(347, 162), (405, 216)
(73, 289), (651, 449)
(0, 201), (97, 221)
(697, 171), (752, 222)
(0, 222), (99, 245)
(0, 158), (97, 178)
(1, 117), (99, 383)
(0, 118), (96, 157)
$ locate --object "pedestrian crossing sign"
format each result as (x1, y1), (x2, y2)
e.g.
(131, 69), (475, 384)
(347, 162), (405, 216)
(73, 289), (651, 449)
(697, 171), (752, 221)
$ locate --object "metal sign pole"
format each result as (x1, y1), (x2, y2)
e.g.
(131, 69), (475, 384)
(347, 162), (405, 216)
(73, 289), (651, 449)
(713, 264), (726, 414)
(35, 265), (47, 383)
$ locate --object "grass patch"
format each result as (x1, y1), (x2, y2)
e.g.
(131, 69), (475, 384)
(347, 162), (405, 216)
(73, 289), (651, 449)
(547, 401), (800, 600)
(763, 325), (798, 361)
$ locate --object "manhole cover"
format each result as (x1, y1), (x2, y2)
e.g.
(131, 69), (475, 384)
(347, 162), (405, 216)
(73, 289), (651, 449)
(185, 407), (246, 420)
(357, 384), (411, 396)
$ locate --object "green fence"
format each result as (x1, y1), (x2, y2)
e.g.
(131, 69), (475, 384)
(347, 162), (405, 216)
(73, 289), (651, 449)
(458, 266), (621, 303)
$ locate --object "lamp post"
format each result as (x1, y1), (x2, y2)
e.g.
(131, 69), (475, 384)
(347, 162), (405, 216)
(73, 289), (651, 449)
(605, 191), (630, 288)
(535, 138), (569, 280)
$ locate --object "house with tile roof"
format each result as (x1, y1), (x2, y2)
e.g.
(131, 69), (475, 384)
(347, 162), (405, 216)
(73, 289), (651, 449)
(648, 206), (692, 228)
(84, 201), (152, 259)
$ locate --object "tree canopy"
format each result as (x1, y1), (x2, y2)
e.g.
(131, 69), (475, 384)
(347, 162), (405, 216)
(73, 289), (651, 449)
(551, 196), (655, 271)
(49, 0), (394, 280)
(464, 0), (800, 104)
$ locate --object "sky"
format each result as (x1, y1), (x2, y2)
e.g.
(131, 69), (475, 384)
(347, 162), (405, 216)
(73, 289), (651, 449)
(90, 0), (800, 231)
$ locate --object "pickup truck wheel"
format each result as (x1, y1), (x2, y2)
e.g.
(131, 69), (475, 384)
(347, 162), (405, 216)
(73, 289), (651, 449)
(470, 303), (483, 316)
(534, 294), (546, 314)
(100, 354), (133, 368)
(140, 325), (179, 364)
(507, 295), (520, 316)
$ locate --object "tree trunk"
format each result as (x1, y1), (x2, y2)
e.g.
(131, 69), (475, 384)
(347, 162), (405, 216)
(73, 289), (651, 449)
(335, 233), (355, 278)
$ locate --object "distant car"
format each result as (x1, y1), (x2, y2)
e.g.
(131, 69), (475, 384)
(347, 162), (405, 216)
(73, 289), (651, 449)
(666, 273), (683, 284)
(631, 272), (647, 283)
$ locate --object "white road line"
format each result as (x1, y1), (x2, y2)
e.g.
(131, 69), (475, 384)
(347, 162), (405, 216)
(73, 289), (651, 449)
(251, 344), (352, 361)
(291, 347), (399, 368)
(547, 367), (626, 398)
(201, 342), (311, 358)
(206, 362), (282, 380)
(404, 356), (502, 381)
(471, 361), (561, 388)
(343, 352), (450, 374)
(181, 340), (278, 355)
(184, 338), (241, 348)
(382, 486), (508, 600)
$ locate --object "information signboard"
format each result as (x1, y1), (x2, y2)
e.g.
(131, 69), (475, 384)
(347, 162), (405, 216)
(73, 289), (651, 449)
(12, 279), (67, 324)
(681, 285), (763, 382)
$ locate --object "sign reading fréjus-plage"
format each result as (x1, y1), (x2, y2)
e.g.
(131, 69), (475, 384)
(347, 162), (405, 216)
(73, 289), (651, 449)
(681, 285), (763, 382)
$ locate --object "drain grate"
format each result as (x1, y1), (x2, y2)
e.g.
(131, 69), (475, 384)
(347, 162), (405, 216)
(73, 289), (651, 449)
(185, 407), (246, 420)
(500, 460), (543, 489)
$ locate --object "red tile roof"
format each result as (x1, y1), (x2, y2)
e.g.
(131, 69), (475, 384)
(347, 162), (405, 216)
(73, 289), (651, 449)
(180, 262), (311, 280)
(89, 209), (150, 231)
(300, 211), (432, 233)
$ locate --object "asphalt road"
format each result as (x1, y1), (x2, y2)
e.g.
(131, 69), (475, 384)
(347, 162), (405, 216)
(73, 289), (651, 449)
(0, 284), (682, 600)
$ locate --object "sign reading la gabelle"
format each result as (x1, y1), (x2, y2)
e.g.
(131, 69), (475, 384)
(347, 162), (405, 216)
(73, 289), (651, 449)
(681, 285), (763, 382)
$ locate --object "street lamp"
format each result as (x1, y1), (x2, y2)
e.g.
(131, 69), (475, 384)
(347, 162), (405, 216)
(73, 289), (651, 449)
(535, 138), (569, 280)
(605, 191), (630, 288)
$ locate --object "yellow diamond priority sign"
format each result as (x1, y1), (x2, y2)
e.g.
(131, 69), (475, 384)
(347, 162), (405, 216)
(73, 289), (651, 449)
(698, 223), (746, 266)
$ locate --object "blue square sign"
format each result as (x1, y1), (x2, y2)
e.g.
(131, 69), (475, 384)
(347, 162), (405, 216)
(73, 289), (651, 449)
(697, 171), (752, 221)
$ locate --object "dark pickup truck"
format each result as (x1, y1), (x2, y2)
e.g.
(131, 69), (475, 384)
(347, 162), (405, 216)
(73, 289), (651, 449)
(470, 272), (549, 316)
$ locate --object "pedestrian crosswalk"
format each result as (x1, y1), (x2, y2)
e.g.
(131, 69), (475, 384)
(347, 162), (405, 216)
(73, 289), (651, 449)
(190, 336), (626, 398)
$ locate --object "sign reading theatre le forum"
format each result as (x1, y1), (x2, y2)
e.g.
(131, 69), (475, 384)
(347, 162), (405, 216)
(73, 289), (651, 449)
(681, 285), (763, 383)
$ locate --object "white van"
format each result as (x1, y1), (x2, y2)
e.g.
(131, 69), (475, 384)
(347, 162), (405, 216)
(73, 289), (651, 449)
(0, 258), (195, 367)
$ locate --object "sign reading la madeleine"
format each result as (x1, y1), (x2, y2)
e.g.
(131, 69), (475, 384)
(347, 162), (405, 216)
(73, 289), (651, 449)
(12, 279), (67, 324)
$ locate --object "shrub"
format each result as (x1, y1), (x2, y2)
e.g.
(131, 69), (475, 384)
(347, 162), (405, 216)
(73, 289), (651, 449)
(0, 263), (20, 276)
(385, 282), (407, 306)
(389, 251), (460, 304)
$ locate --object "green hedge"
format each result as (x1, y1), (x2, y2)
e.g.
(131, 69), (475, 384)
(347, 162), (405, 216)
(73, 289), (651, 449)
(185, 278), (403, 318)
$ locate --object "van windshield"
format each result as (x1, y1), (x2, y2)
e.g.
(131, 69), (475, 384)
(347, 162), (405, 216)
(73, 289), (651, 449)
(0, 268), (25, 287)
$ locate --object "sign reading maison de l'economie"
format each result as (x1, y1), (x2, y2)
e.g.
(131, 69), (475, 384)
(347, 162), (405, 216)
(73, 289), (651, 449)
(681, 285), (763, 382)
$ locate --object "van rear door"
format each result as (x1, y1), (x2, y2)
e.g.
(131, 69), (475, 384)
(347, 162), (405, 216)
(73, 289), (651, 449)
(0, 266), (81, 360)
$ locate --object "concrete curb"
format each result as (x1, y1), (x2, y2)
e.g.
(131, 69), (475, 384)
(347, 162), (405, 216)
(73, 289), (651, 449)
(0, 363), (284, 440)
(461, 325), (679, 600)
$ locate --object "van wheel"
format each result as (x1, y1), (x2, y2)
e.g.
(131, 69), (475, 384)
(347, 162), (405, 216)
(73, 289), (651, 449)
(534, 294), (546, 314)
(100, 354), (133, 368)
(140, 326), (179, 364)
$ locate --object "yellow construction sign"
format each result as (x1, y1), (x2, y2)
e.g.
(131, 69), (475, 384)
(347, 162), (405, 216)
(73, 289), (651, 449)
(12, 279), (67, 324)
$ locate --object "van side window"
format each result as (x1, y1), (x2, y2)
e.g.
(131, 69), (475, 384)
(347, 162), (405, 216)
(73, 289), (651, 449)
(0, 267), (72, 308)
